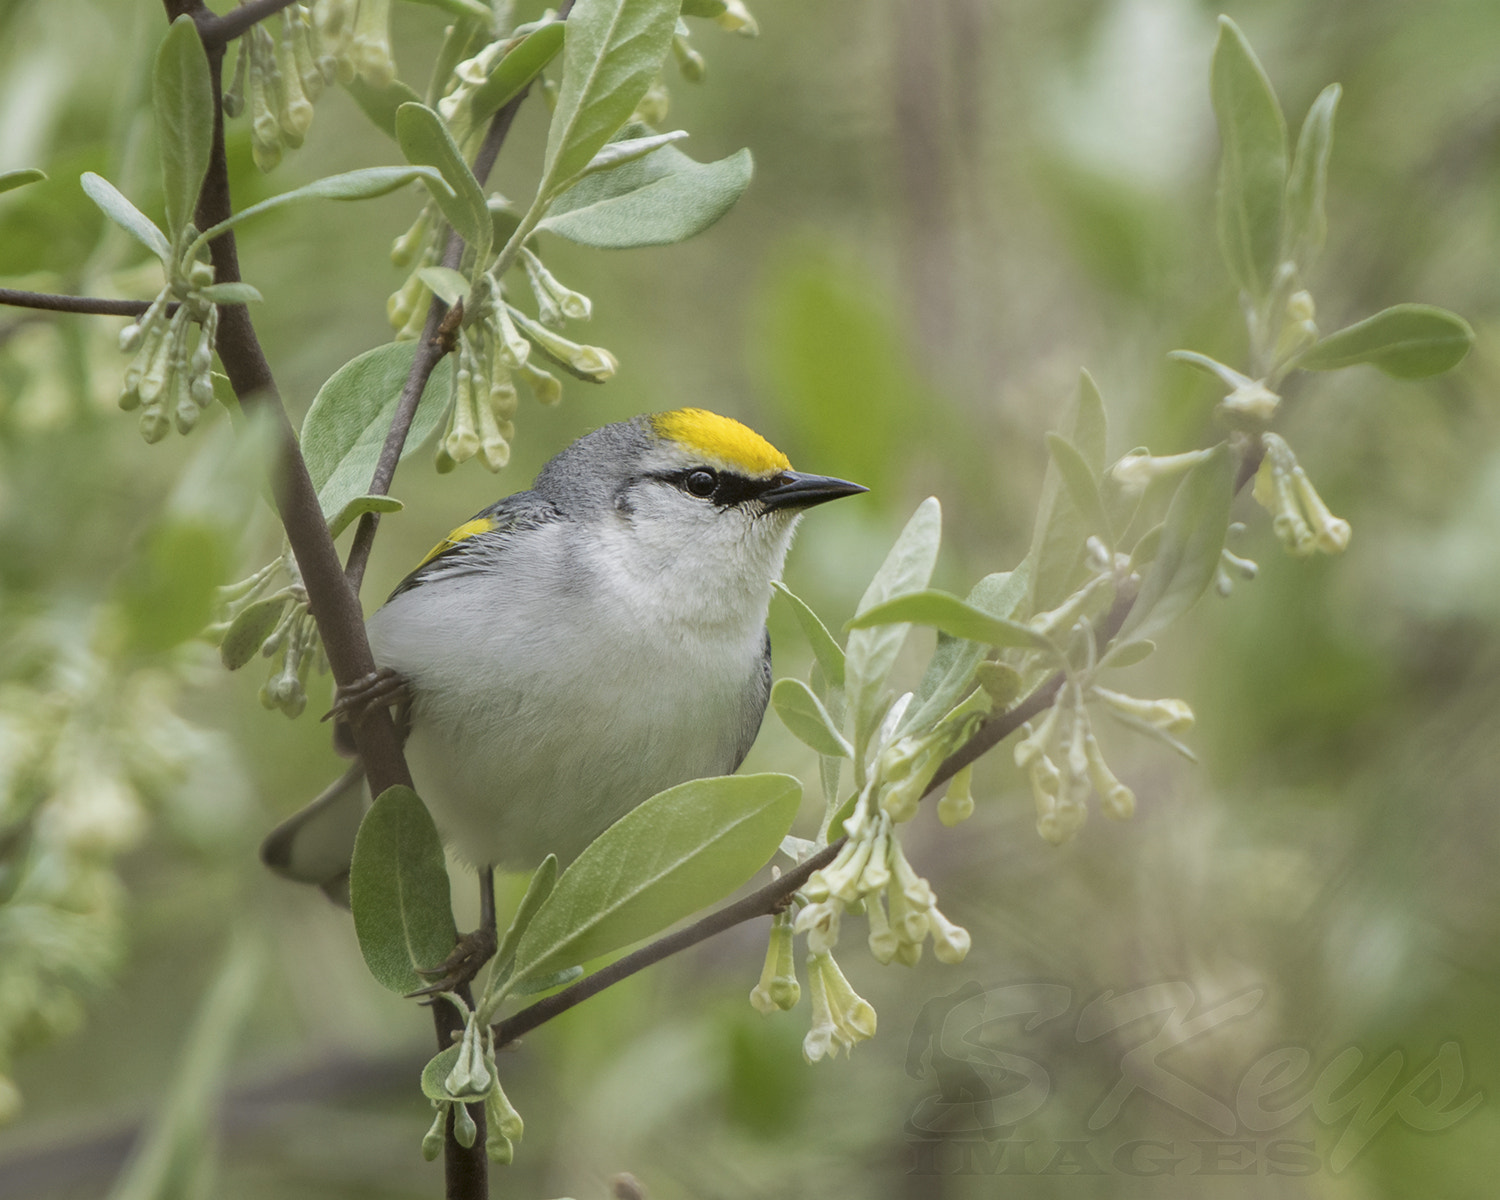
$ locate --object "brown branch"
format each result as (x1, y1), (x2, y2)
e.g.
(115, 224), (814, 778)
(493, 838), (846, 1049)
(196, 0), (302, 47)
(0, 290), (159, 317)
(341, 3), (573, 591)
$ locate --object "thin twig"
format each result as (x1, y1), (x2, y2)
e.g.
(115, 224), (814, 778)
(0, 290), (159, 317)
(494, 838), (846, 1049)
(196, 0), (302, 47)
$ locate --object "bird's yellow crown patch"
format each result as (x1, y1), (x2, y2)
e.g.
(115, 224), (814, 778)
(651, 408), (791, 476)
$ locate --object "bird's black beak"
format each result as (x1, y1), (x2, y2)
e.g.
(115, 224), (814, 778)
(759, 471), (868, 512)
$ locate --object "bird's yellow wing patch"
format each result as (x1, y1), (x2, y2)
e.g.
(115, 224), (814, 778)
(416, 515), (496, 569)
(651, 408), (791, 476)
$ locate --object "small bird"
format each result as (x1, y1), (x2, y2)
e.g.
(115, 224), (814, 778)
(262, 409), (865, 921)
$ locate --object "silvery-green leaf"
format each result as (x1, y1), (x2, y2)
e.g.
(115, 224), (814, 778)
(773, 581), (845, 689)
(1295, 304), (1474, 379)
(341, 76), (423, 142)
(537, 136), (752, 249)
(772, 678), (852, 759)
(540, 0), (681, 198)
(154, 16), (214, 240)
(1099, 638), (1155, 670)
(509, 774), (800, 986)
(349, 786), (458, 994)
(196, 281), (263, 305)
(301, 341), (454, 521)
(218, 594), (288, 670)
(1167, 350), (1255, 391)
(846, 497), (941, 759)
(1045, 431), (1110, 548)
(420, 1046), (462, 1100)
(1211, 16), (1288, 300)
(1117, 445), (1233, 645)
(396, 103), (492, 265)
(467, 21), (566, 125)
(563, 129), (688, 185)
(81, 172), (171, 262)
(0, 168), (45, 195)
(1027, 371), (1107, 612)
(326, 493), (404, 540)
(1283, 83), (1340, 269)
(193, 167), (449, 252)
(417, 265), (471, 308)
(491, 855), (558, 983)
(849, 589), (1053, 651)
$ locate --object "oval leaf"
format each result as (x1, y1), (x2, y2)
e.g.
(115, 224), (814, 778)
(1045, 431), (1110, 548)
(1027, 370), (1107, 613)
(1295, 304), (1474, 379)
(417, 265), (471, 308)
(772, 581), (845, 689)
(395, 103), (492, 264)
(468, 20), (566, 125)
(509, 774), (801, 985)
(218, 594), (288, 670)
(1117, 445), (1233, 645)
(771, 678), (852, 759)
(327, 494), (405, 540)
(421, 1045), (464, 1101)
(154, 15), (214, 239)
(846, 497), (942, 756)
(350, 785), (458, 994)
(196, 281), (264, 305)
(342, 76), (424, 141)
(849, 589), (1053, 651)
(0, 168), (46, 195)
(540, 0), (681, 197)
(300, 341), (454, 521)
(1211, 16), (1287, 300)
(1284, 83), (1340, 268)
(81, 172), (171, 261)
(537, 144), (753, 249)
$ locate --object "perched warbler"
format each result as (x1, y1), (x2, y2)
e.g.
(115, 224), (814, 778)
(262, 409), (864, 906)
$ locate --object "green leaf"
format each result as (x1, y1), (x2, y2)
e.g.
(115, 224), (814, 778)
(680, 0), (727, 14)
(417, 265), (471, 307)
(1045, 431), (1110, 548)
(537, 139), (753, 248)
(196, 281), (263, 305)
(1211, 16), (1288, 300)
(1295, 304), (1475, 379)
(80, 172), (171, 261)
(849, 589), (1052, 651)
(510, 774), (801, 985)
(193, 167), (448, 250)
(218, 594), (287, 670)
(1284, 83), (1340, 268)
(772, 581), (845, 689)
(1027, 370), (1107, 613)
(421, 1045), (463, 1101)
(350, 785), (458, 994)
(1117, 444), (1233, 645)
(1100, 638), (1155, 669)
(300, 341), (454, 521)
(115, 519), (230, 655)
(327, 493), (404, 540)
(153, 15), (214, 239)
(342, 76), (424, 141)
(395, 103), (492, 265)
(467, 21), (566, 125)
(1168, 349), (1254, 392)
(771, 678), (852, 759)
(540, 0), (681, 199)
(845, 497), (942, 757)
(492, 855), (559, 982)
(405, 0), (492, 20)
(0, 168), (45, 195)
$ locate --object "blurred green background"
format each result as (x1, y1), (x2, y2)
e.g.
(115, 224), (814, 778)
(2, 0), (1498, 1196)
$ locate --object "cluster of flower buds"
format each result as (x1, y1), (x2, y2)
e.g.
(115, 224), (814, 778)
(424, 999), (524, 1165)
(223, 6), (330, 172)
(1253, 431), (1350, 556)
(800, 951), (876, 1063)
(210, 552), (321, 718)
(116, 269), (218, 443)
(749, 910), (801, 1014)
(797, 805), (971, 970)
(1014, 680), (1169, 844)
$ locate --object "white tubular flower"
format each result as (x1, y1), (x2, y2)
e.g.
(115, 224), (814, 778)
(516, 359), (562, 406)
(1109, 448), (1213, 493)
(350, 0), (395, 87)
(749, 918), (800, 1013)
(864, 889), (898, 964)
(793, 897), (843, 955)
(716, 0), (759, 35)
(802, 952), (875, 1062)
(937, 765), (975, 827)
(1091, 686), (1194, 735)
(1253, 432), (1350, 557)
(1083, 729), (1135, 819)
(928, 905), (971, 964)
(520, 248), (592, 325)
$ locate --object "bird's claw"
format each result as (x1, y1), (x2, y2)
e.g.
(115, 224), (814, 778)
(323, 667), (411, 726)
(406, 926), (500, 998)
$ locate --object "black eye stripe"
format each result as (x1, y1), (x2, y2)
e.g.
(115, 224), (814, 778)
(657, 468), (782, 508)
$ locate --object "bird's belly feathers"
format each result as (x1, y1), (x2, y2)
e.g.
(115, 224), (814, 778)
(366, 569), (768, 869)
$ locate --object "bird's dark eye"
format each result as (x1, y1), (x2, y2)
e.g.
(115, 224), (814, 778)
(684, 469), (718, 498)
